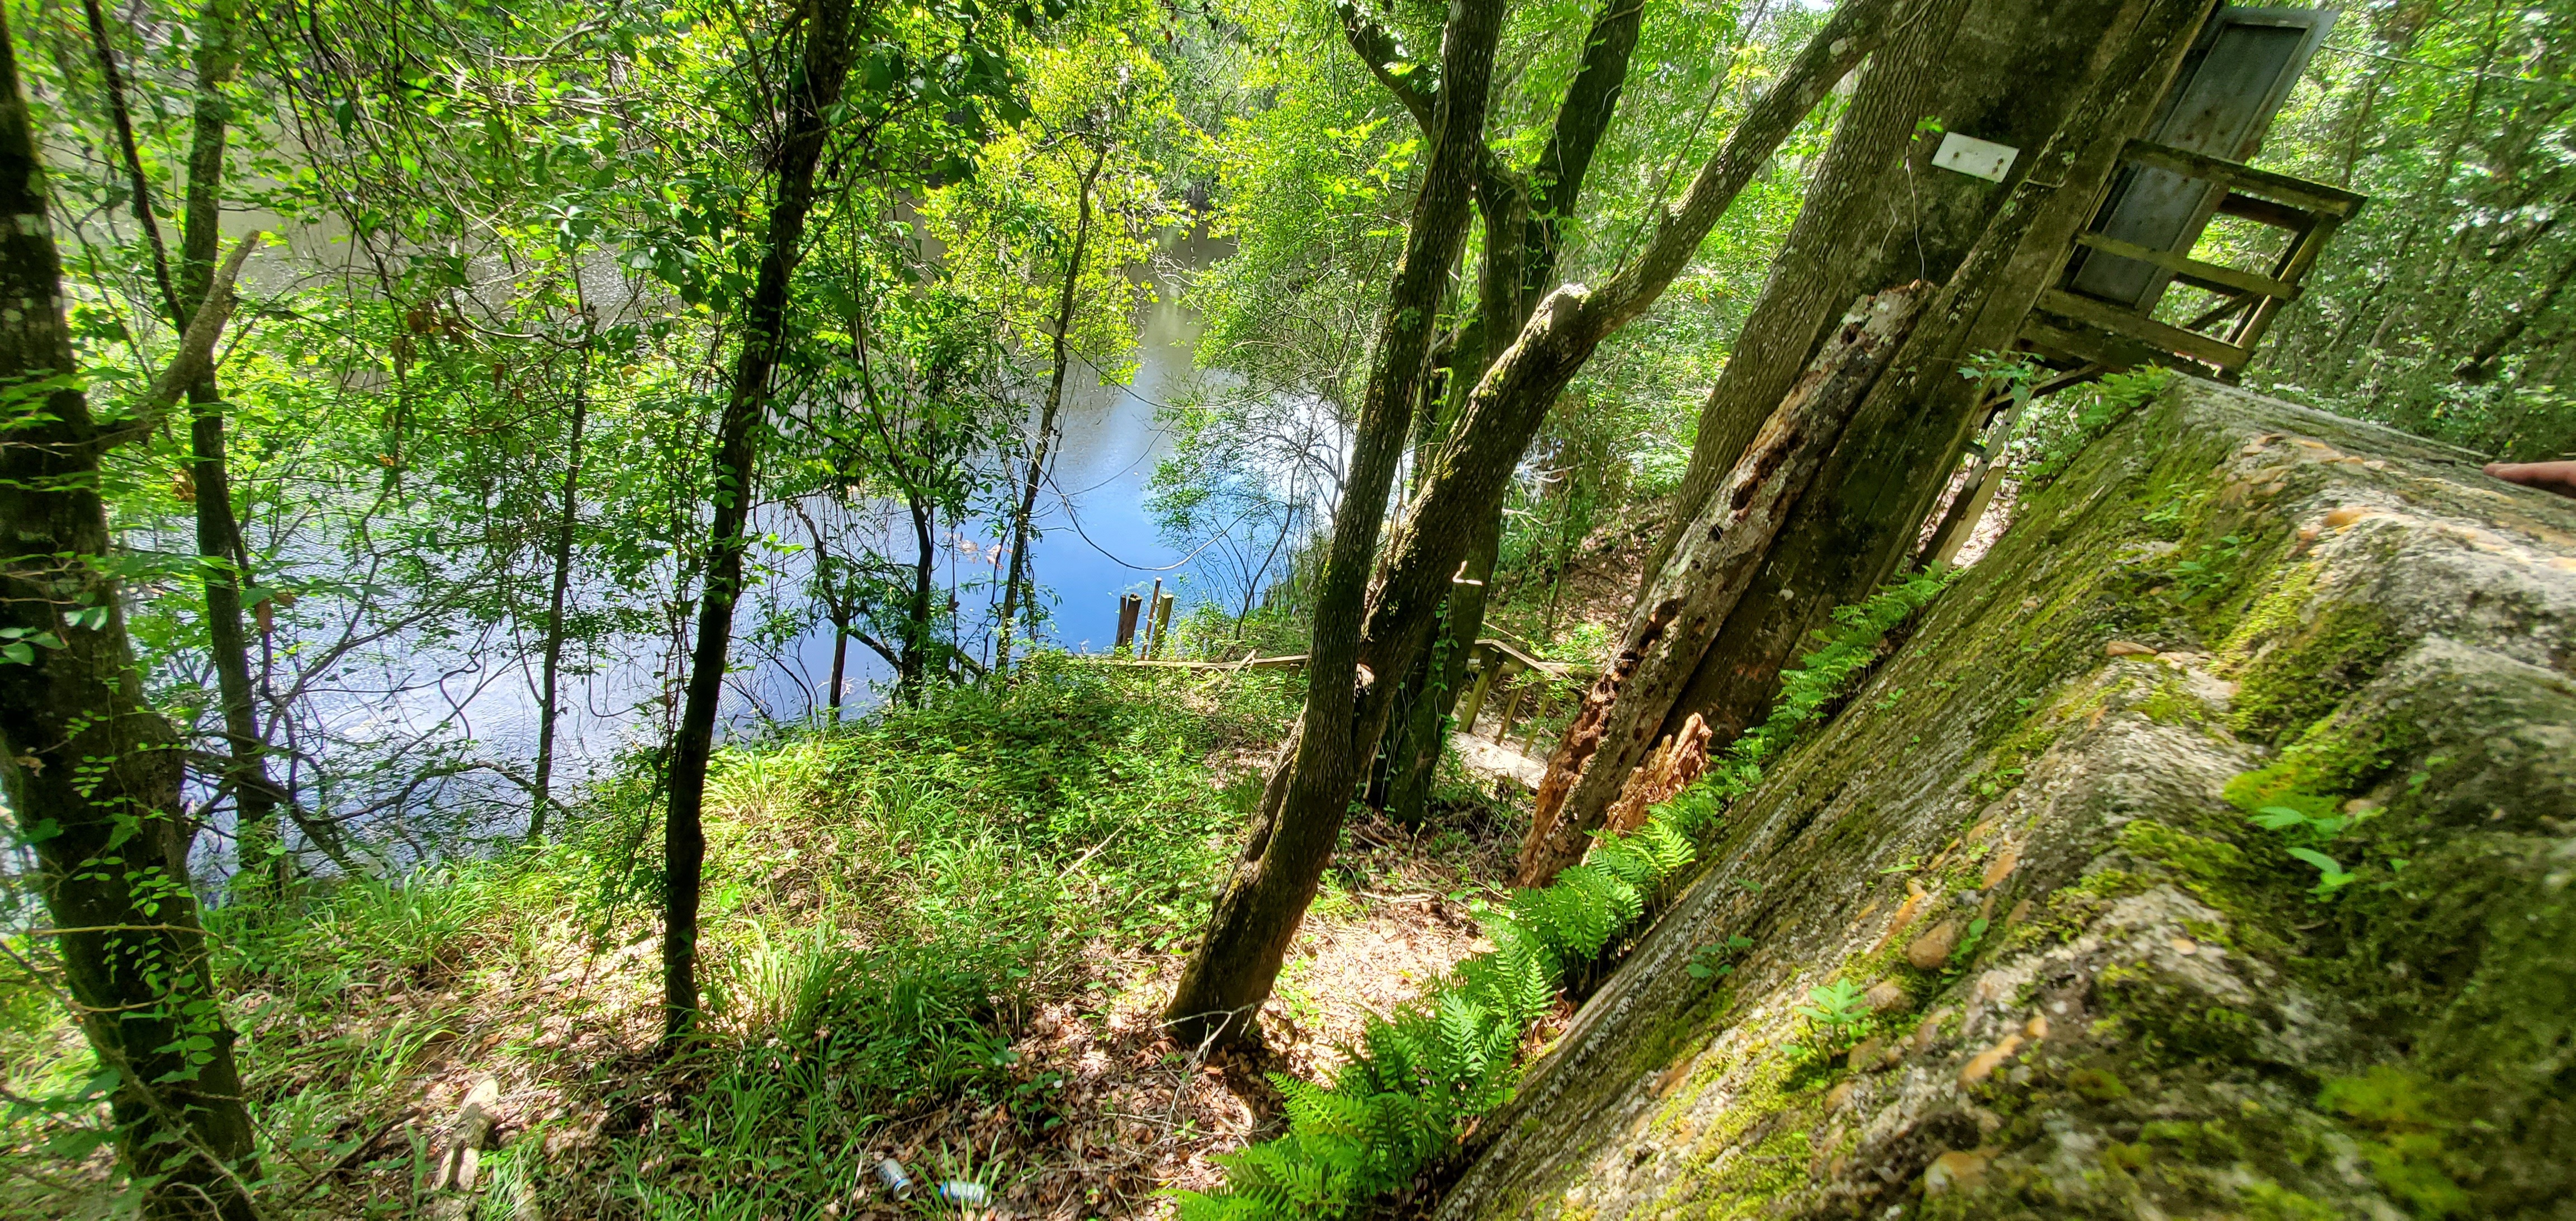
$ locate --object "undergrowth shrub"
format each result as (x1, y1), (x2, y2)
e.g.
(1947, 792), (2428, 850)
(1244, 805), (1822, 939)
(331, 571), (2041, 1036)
(2015, 367), (2175, 490)
(3, 660), (1298, 1217)
(1180, 571), (1952, 1221)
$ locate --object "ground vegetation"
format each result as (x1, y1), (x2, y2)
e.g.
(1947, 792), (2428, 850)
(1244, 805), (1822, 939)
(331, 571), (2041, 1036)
(3, 0), (2573, 1217)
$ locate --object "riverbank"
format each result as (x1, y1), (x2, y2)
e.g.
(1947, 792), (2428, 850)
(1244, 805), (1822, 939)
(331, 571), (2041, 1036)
(1, 661), (1525, 1219)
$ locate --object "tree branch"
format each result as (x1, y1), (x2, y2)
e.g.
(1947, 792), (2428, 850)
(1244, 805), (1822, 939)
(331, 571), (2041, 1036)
(135, 233), (258, 427)
(79, 0), (181, 325)
(1334, 0), (1436, 131)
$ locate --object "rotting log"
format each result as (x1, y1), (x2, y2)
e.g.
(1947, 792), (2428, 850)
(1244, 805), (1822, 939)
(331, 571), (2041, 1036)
(1652, 0), (2218, 758)
(1513, 285), (1928, 888)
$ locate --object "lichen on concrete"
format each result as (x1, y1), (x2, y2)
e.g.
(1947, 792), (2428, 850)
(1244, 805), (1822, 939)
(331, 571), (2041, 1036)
(1433, 379), (2576, 1221)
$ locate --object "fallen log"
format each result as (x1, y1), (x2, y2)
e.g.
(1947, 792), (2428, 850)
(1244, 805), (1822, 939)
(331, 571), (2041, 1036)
(1514, 285), (1928, 888)
(1080, 652), (1313, 671)
(1077, 640), (1593, 680)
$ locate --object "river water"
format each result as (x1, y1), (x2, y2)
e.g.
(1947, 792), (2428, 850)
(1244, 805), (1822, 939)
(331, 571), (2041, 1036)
(312, 234), (1332, 851)
(750, 269), (1227, 716)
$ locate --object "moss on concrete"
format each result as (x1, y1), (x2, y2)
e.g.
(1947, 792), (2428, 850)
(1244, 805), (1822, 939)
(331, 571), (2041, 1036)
(1434, 380), (2576, 1221)
(2228, 598), (2408, 742)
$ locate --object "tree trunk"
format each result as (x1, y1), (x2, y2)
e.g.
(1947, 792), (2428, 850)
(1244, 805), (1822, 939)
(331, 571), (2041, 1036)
(1642, 0), (2139, 587)
(1162, 0), (1510, 1048)
(1380, 513), (1497, 825)
(1640, 0), (1969, 587)
(1514, 285), (1927, 887)
(530, 343), (589, 840)
(664, 0), (860, 1048)
(1165, 0), (1896, 1049)
(828, 610), (851, 710)
(0, 15), (263, 1214)
(903, 491), (936, 702)
(96, 0), (281, 897)
(82, 0), (179, 319)
(996, 143), (1109, 676)
(1370, 0), (1645, 822)
(1341, 0), (1900, 807)
(1652, 0), (2217, 757)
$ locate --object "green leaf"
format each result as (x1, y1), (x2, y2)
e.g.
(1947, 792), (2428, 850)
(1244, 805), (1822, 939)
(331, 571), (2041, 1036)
(2250, 806), (2312, 831)
(2286, 847), (2356, 896)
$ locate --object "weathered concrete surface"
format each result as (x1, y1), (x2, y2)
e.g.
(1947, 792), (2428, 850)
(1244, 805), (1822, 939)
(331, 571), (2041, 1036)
(1437, 378), (2576, 1220)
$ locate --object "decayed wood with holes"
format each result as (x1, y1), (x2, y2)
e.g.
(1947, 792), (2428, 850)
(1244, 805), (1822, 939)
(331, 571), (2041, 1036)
(1513, 285), (1929, 888)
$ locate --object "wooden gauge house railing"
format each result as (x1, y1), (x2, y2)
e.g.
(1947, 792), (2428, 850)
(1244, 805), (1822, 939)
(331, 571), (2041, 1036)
(2016, 137), (2366, 381)
(1924, 133), (2368, 567)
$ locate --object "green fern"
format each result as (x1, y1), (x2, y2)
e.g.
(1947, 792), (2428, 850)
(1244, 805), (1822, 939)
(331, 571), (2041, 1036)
(1176, 571), (1952, 1221)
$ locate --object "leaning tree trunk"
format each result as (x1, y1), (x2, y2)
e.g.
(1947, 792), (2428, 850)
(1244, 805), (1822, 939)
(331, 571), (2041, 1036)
(1637, 0), (1977, 586)
(663, 0), (860, 1047)
(1652, 0), (2218, 758)
(92, 0), (284, 897)
(1380, 518), (1497, 825)
(1162, 0), (1509, 1048)
(1368, 179), (1521, 824)
(1164, 0), (1899, 1049)
(1374, 0), (1644, 826)
(1641, 0), (2160, 590)
(173, 2), (288, 899)
(531, 337), (590, 840)
(996, 142), (1109, 676)
(0, 16), (263, 1215)
(1514, 285), (1928, 888)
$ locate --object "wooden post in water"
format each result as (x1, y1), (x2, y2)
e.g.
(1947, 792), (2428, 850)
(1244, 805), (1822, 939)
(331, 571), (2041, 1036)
(1149, 590), (1176, 658)
(1115, 593), (1143, 651)
(1143, 578), (1163, 657)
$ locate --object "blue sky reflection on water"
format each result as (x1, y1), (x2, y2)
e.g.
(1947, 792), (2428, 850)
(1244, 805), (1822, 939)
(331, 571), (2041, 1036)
(754, 282), (1216, 716)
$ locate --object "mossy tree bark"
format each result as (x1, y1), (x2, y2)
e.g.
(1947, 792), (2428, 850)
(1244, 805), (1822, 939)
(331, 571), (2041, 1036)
(663, 0), (861, 1048)
(1640, 0), (2157, 588)
(1163, 0), (1510, 1047)
(1654, 0), (2219, 756)
(1166, 0), (1901, 1048)
(1514, 285), (1929, 887)
(0, 13), (263, 1215)
(1353, 0), (1647, 826)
